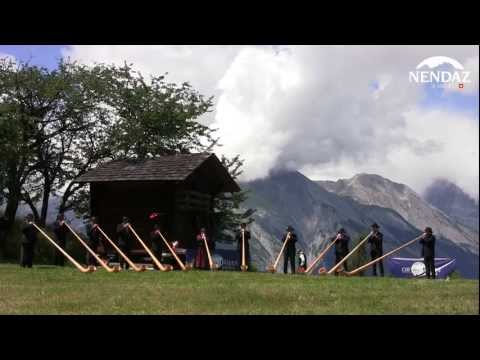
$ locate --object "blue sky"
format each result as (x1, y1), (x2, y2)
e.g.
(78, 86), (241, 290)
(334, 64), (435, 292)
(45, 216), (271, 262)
(0, 45), (65, 70)
(2, 45), (477, 119)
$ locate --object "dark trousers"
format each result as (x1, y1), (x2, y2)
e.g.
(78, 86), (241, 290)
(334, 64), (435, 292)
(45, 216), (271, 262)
(86, 241), (98, 266)
(284, 250), (295, 274)
(21, 243), (34, 268)
(424, 256), (435, 279)
(119, 243), (130, 270)
(335, 252), (348, 276)
(371, 250), (384, 276)
(152, 249), (163, 270)
(54, 238), (66, 266)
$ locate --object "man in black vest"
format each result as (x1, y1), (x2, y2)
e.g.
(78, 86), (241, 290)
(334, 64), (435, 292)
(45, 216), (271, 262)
(420, 227), (436, 279)
(368, 223), (384, 276)
(283, 225), (298, 274)
(86, 216), (100, 266)
(21, 214), (37, 268)
(236, 223), (251, 270)
(332, 228), (350, 275)
(53, 213), (68, 267)
(117, 216), (132, 270)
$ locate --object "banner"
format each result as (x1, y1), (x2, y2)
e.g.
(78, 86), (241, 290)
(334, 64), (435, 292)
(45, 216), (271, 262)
(213, 242), (240, 270)
(180, 243), (239, 270)
(387, 257), (456, 279)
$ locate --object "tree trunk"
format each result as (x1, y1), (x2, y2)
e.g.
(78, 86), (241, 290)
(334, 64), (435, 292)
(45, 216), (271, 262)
(40, 181), (51, 226)
(22, 192), (40, 223)
(1, 192), (20, 259)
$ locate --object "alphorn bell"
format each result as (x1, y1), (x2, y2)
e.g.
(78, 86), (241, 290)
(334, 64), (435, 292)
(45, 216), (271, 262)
(305, 235), (340, 275)
(266, 232), (291, 273)
(346, 233), (425, 276)
(96, 225), (146, 272)
(202, 233), (219, 271)
(127, 224), (173, 272)
(327, 232), (372, 275)
(154, 229), (189, 271)
(30, 222), (95, 273)
(63, 222), (120, 273)
(240, 229), (248, 272)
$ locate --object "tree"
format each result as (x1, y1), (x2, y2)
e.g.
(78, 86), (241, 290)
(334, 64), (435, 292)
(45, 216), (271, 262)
(59, 62), (220, 216)
(0, 58), (115, 227)
(100, 63), (217, 159)
(0, 58), (253, 258)
(211, 155), (256, 243)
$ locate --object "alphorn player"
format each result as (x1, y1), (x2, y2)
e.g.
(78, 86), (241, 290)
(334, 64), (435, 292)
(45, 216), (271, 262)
(236, 223), (251, 271)
(195, 227), (211, 270)
(53, 213), (68, 267)
(368, 223), (384, 277)
(20, 214), (38, 268)
(117, 216), (133, 270)
(297, 250), (307, 273)
(420, 227), (436, 279)
(150, 223), (164, 270)
(282, 225), (297, 274)
(333, 228), (350, 275)
(86, 216), (101, 267)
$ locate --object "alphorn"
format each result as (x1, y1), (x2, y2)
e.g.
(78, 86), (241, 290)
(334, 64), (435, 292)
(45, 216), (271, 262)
(127, 224), (173, 272)
(266, 232), (291, 273)
(96, 225), (145, 272)
(154, 229), (189, 271)
(240, 229), (248, 272)
(202, 233), (219, 270)
(327, 232), (372, 274)
(63, 222), (120, 273)
(346, 233), (425, 276)
(305, 235), (340, 274)
(30, 222), (95, 273)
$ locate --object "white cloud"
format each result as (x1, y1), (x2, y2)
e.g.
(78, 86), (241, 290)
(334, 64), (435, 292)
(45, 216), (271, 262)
(304, 109), (479, 199)
(63, 45), (479, 198)
(61, 45), (245, 125)
(0, 52), (17, 65)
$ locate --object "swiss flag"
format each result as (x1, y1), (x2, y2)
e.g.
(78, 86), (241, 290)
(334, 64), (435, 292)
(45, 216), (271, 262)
(459, 83), (464, 89)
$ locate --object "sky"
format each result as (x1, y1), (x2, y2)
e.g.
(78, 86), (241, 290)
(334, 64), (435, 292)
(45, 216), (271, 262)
(0, 45), (478, 199)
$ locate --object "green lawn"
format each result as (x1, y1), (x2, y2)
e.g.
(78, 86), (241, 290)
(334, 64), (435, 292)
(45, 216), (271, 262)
(0, 264), (478, 315)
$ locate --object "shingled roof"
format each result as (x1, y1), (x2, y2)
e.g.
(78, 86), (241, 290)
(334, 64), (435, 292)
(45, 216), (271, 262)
(75, 153), (233, 184)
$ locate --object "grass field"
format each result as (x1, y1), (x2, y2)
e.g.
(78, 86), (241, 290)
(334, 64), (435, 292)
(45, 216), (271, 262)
(0, 264), (478, 315)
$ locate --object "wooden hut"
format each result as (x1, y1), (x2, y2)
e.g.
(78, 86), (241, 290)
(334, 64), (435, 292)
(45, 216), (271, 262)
(74, 153), (240, 259)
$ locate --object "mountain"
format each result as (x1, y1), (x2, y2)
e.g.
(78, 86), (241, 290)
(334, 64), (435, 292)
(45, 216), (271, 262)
(423, 179), (479, 232)
(242, 170), (478, 278)
(317, 174), (479, 256)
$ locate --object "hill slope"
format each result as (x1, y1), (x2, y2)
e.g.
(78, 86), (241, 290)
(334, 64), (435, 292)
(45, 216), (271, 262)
(423, 179), (479, 232)
(317, 174), (479, 256)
